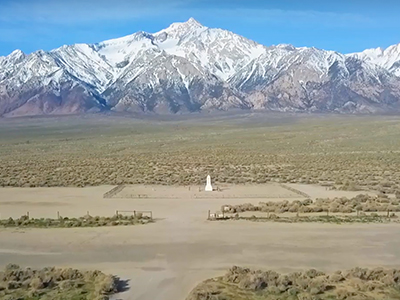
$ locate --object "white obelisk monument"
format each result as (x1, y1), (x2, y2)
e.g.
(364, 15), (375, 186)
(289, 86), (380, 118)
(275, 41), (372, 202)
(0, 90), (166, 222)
(205, 175), (213, 192)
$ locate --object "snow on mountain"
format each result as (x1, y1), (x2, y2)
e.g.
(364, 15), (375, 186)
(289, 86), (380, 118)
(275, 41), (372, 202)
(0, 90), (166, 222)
(50, 44), (115, 92)
(153, 18), (266, 80)
(103, 53), (245, 113)
(229, 45), (347, 92)
(0, 49), (105, 116)
(349, 44), (400, 76)
(90, 17), (266, 81)
(1, 18), (400, 116)
(94, 31), (157, 69)
(0, 50), (26, 69)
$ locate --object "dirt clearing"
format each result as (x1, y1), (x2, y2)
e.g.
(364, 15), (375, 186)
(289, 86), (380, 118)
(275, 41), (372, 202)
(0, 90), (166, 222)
(0, 184), (397, 300)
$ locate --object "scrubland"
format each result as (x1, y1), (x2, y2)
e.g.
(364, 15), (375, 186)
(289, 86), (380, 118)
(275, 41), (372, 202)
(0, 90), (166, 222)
(0, 214), (153, 228)
(222, 194), (400, 214)
(1, 114), (400, 191)
(218, 194), (400, 223)
(0, 264), (120, 300)
(187, 266), (400, 300)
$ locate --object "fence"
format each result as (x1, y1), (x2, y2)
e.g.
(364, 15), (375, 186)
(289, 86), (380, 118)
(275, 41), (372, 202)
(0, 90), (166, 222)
(279, 184), (310, 198)
(103, 185), (126, 198)
(115, 210), (153, 220)
(207, 210), (226, 220)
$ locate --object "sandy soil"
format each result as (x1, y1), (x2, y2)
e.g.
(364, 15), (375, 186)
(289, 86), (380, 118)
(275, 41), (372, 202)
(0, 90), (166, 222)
(0, 184), (397, 300)
(288, 183), (378, 199)
(115, 183), (301, 199)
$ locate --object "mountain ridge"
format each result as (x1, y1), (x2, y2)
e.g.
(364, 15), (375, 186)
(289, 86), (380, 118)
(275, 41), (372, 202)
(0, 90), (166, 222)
(1, 18), (400, 116)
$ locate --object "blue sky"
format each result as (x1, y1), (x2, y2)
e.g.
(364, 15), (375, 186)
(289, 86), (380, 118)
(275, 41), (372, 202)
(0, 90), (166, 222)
(1, 0), (400, 56)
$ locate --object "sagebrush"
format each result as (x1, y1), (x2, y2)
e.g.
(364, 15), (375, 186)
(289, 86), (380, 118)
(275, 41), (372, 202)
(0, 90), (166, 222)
(0, 214), (153, 228)
(0, 264), (120, 300)
(1, 115), (400, 190)
(187, 266), (400, 300)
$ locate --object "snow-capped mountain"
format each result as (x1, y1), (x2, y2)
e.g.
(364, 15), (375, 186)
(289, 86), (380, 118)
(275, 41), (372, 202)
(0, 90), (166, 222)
(349, 44), (400, 77)
(1, 18), (400, 116)
(153, 18), (266, 81)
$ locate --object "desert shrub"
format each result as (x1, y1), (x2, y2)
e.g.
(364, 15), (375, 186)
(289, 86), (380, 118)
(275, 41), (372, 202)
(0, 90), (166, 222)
(329, 271), (344, 283)
(304, 269), (325, 279)
(336, 288), (355, 300)
(308, 277), (327, 295)
(302, 199), (313, 206)
(227, 214), (398, 224)
(288, 204), (300, 213)
(30, 277), (44, 290)
(338, 206), (353, 214)
(189, 265), (400, 300)
(0, 214), (153, 228)
(0, 265), (121, 300)
(237, 274), (267, 291)
(222, 194), (400, 219)
(7, 281), (21, 290)
(298, 206), (313, 213)
(2, 117), (400, 195)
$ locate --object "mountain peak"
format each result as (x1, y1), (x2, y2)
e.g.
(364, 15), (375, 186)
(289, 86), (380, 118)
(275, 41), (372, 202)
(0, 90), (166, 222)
(386, 43), (400, 54)
(155, 18), (206, 40)
(7, 49), (25, 59)
(186, 17), (202, 26)
(275, 44), (296, 51)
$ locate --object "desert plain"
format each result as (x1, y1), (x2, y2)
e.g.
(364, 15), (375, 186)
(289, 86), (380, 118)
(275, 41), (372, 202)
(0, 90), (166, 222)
(1, 113), (400, 299)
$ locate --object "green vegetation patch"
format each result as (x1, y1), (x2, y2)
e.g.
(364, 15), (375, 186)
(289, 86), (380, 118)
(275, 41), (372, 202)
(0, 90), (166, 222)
(186, 266), (400, 300)
(0, 264), (121, 300)
(0, 214), (153, 228)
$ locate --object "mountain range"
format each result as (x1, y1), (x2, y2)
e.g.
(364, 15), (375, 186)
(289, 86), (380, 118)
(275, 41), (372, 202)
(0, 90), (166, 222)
(1, 18), (400, 116)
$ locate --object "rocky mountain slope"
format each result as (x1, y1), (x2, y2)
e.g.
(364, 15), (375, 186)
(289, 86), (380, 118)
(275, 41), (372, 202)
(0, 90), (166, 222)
(1, 18), (400, 116)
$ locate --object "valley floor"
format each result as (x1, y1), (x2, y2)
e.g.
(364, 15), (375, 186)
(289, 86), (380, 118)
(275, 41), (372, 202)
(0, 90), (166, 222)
(0, 184), (399, 300)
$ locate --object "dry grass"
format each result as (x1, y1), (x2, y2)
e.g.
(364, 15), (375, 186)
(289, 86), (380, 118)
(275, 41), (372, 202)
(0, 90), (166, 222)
(1, 114), (400, 190)
(186, 266), (400, 300)
(0, 214), (153, 228)
(0, 264), (121, 300)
